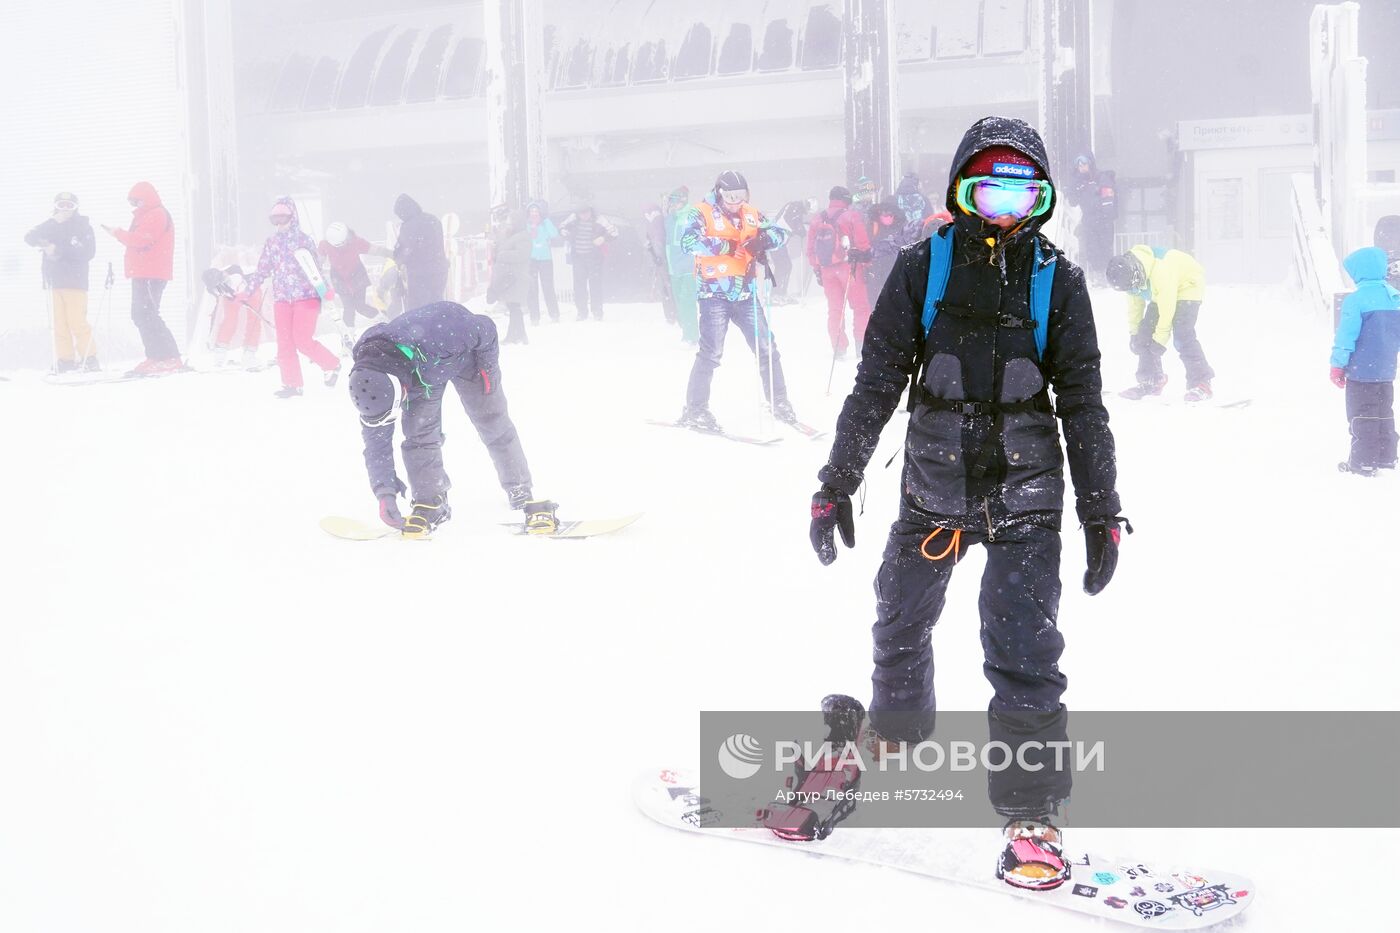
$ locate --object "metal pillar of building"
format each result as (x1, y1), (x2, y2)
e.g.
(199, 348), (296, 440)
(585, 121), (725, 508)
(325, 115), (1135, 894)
(842, 0), (899, 198)
(484, 0), (546, 213)
(1310, 2), (1369, 260)
(1037, 0), (1094, 176)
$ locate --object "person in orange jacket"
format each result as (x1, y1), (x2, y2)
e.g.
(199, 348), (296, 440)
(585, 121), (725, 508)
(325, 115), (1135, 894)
(103, 181), (182, 374)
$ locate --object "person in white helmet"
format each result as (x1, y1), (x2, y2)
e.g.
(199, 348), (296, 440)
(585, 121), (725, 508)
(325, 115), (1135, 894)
(319, 222), (383, 329)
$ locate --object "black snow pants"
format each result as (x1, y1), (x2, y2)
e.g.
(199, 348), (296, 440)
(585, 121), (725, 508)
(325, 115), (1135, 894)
(572, 254), (605, 320)
(401, 369), (532, 502)
(528, 258), (559, 323)
(1345, 380), (1399, 470)
(131, 277), (179, 361)
(868, 500), (1070, 817)
(1131, 300), (1214, 387)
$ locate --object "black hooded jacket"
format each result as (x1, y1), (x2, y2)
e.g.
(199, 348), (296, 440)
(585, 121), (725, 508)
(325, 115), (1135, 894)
(819, 116), (1120, 527)
(392, 194), (448, 284)
(25, 213), (96, 290)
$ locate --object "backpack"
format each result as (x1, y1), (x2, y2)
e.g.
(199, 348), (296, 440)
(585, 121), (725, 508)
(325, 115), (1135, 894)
(921, 226), (1057, 359)
(810, 211), (841, 267)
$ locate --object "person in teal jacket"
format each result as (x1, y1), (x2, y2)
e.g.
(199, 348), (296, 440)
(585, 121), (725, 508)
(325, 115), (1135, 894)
(1330, 246), (1400, 475)
(526, 200), (560, 324)
(664, 186), (699, 344)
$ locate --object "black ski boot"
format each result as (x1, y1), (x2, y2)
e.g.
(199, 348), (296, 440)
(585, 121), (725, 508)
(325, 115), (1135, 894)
(760, 694), (866, 842)
(402, 495), (451, 538)
(82, 356), (101, 372)
(678, 406), (722, 434)
(1119, 374), (1167, 400)
(771, 398), (798, 425)
(524, 499), (560, 536)
(50, 359), (78, 375)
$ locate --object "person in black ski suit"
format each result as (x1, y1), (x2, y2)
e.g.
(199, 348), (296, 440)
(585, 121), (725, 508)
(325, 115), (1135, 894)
(808, 117), (1127, 891)
(347, 301), (553, 537)
(392, 194), (448, 311)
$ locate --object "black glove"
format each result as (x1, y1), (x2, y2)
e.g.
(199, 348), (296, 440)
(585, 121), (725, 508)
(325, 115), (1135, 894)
(810, 486), (855, 566)
(379, 494), (404, 529)
(813, 266), (824, 287)
(1082, 516), (1132, 595)
(846, 248), (873, 263)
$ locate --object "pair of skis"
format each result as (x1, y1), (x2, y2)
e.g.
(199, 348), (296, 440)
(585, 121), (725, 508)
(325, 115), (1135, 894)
(647, 417), (825, 446)
(320, 513), (642, 541)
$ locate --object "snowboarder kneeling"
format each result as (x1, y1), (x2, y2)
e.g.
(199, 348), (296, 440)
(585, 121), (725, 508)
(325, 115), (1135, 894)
(347, 300), (556, 537)
(808, 117), (1128, 891)
(1105, 245), (1215, 401)
(1330, 246), (1400, 476)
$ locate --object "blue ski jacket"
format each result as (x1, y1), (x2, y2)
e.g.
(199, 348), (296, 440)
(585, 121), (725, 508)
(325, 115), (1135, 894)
(1332, 247), (1400, 381)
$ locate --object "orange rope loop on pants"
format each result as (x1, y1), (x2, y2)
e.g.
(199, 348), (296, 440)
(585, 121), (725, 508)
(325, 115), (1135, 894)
(920, 527), (962, 562)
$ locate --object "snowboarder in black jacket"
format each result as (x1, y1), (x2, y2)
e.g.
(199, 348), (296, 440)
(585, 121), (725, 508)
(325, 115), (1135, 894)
(346, 301), (555, 537)
(392, 194), (448, 311)
(808, 117), (1127, 891)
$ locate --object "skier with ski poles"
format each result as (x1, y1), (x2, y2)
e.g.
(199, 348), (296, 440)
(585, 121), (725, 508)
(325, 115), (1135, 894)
(676, 171), (798, 434)
(241, 197), (342, 398)
(808, 186), (874, 360)
(806, 117), (1127, 890)
(346, 300), (555, 538)
(25, 191), (98, 372)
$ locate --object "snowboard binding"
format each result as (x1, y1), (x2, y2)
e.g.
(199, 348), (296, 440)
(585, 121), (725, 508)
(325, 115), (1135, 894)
(759, 694), (866, 842)
(997, 818), (1070, 891)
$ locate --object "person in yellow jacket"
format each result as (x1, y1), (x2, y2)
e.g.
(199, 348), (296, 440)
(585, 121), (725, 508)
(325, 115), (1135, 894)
(1106, 245), (1216, 401)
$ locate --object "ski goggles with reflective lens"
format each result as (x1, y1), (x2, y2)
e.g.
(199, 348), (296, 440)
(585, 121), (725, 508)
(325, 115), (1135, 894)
(955, 176), (1054, 221)
(359, 372), (406, 428)
(718, 188), (748, 206)
(53, 199), (78, 213)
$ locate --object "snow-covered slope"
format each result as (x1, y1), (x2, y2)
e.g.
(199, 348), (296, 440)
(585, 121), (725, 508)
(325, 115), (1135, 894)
(1, 284), (1394, 931)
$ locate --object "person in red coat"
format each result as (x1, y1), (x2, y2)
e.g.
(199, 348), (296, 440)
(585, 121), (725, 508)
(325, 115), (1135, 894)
(807, 186), (874, 358)
(103, 181), (182, 373)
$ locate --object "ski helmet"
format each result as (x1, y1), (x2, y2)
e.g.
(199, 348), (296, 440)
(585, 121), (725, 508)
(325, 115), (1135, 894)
(349, 367), (405, 427)
(829, 185), (852, 204)
(714, 170), (748, 195)
(1105, 253), (1146, 292)
(326, 222), (349, 247)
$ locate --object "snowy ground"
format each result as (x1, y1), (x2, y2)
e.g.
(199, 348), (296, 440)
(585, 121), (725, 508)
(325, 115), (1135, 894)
(2, 282), (1397, 932)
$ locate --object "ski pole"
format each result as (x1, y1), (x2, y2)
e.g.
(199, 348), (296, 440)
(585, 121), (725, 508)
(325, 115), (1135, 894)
(826, 349), (838, 396)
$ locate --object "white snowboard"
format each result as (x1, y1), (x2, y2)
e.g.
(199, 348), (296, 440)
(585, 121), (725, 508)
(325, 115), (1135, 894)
(635, 767), (1254, 929)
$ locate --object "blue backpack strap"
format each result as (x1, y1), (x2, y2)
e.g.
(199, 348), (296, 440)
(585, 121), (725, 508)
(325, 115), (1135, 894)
(1028, 239), (1057, 359)
(922, 226), (955, 335)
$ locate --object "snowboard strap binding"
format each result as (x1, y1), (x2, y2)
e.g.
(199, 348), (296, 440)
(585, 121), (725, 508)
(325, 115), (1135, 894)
(760, 695), (866, 842)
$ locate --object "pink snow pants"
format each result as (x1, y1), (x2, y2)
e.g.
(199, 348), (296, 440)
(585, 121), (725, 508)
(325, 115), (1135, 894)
(273, 298), (339, 388)
(820, 262), (872, 354)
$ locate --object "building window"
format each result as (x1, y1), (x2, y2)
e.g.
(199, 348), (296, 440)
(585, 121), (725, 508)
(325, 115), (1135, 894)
(933, 0), (981, 59)
(801, 5), (841, 71)
(982, 0), (1028, 55)
(632, 39), (669, 83)
(442, 37), (482, 99)
(717, 23), (753, 76)
(598, 44), (631, 87)
(369, 29), (420, 106)
(337, 27), (393, 109)
(405, 25), (453, 103)
(673, 23), (713, 80)
(756, 18), (794, 71)
(301, 56), (340, 111)
(1205, 177), (1245, 241)
(268, 53), (315, 112)
(556, 39), (593, 89)
(897, 4), (936, 62)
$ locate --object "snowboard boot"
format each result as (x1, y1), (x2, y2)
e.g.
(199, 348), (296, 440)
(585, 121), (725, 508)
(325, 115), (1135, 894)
(50, 359), (78, 375)
(760, 694), (866, 842)
(82, 356), (100, 372)
(678, 406), (722, 434)
(1339, 461), (1378, 477)
(997, 818), (1069, 891)
(1118, 374), (1167, 400)
(273, 385), (303, 399)
(1183, 381), (1213, 403)
(771, 398), (798, 426)
(506, 484), (533, 510)
(523, 499), (560, 536)
(402, 495), (451, 539)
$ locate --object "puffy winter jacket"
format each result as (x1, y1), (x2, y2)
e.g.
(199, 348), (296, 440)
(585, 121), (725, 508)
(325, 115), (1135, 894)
(1332, 247), (1400, 381)
(820, 116), (1120, 527)
(25, 213), (96, 290)
(679, 192), (787, 301)
(1124, 246), (1205, 346)
(113, 181), (173, 280)
(246, 197), (321, 302)
(806, 200), (871, 268)
(393, 194), (448, 288)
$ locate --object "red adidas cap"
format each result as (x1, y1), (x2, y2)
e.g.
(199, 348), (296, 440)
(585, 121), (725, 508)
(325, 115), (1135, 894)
(960, 146), (1044, 180)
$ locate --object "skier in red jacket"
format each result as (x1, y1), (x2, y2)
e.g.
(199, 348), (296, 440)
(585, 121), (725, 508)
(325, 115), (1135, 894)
(104, 181), (182, 374)
(807, 186), (873, 357)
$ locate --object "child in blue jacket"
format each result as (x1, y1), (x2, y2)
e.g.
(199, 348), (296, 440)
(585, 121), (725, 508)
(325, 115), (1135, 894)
(1331, 246), (1400, 475)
